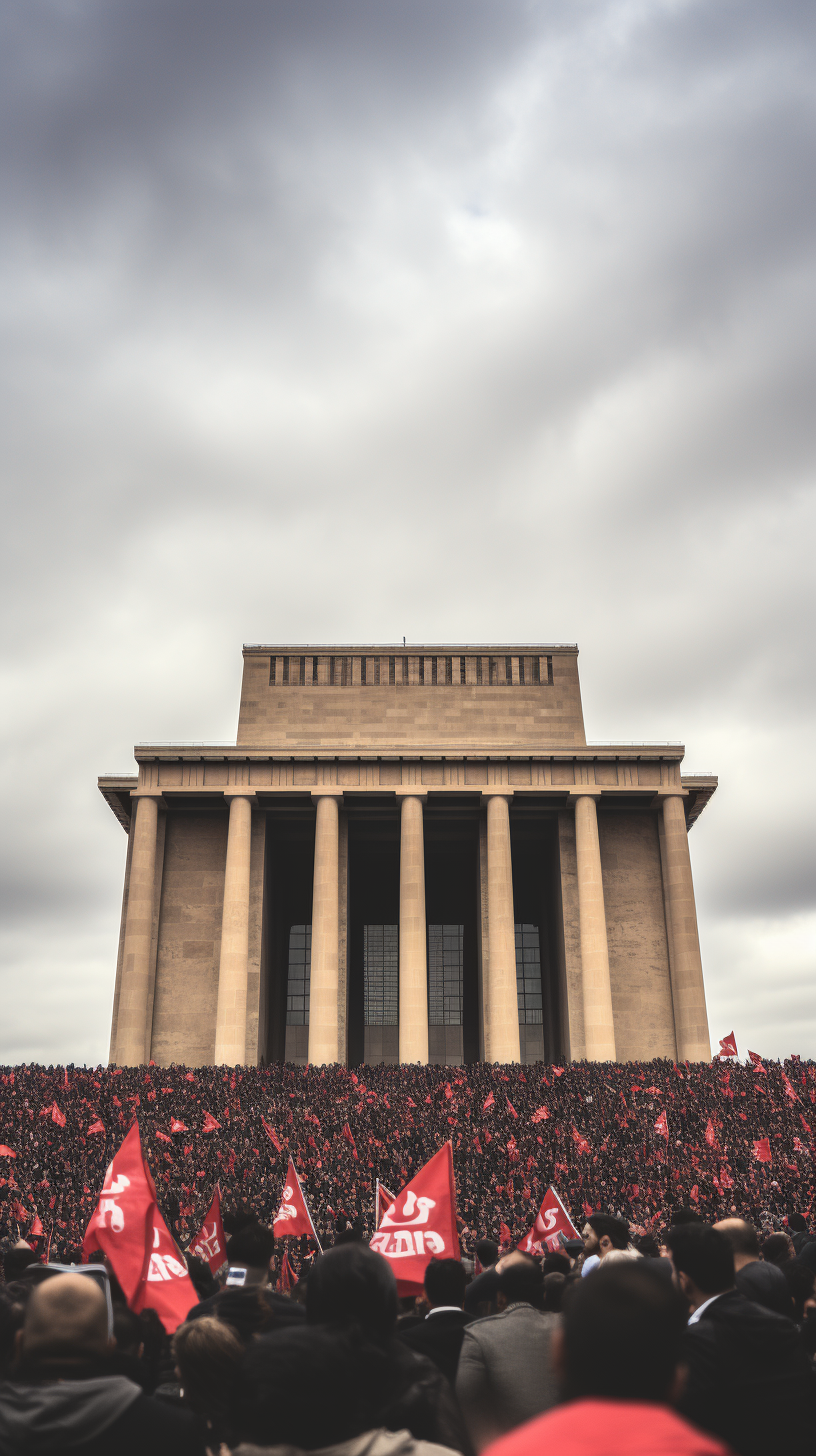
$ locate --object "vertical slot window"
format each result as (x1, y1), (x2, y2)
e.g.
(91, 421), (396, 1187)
(286, 925), (311, 1025)
(428, 924), (463, 1025)
(364, 925), (398, 1025)
(515, 923), (543, 1024)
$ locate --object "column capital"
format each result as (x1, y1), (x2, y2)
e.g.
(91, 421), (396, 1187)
(310, 788), (344, 799)
(569, 788), (602, 799)
(224, 790), (256, 801)
(395, 788), (427, 800)
(131, 789), (165, 801)
(482, 790), (514, 803)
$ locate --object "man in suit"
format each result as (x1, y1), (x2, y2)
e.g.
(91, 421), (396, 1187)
(463, 1239), (500, 1316)
(399, 1258), (474, 1384)
(456, 1255), (559, 1453)
(713, 1217), (792, 1317)
(666, 1223), (816, 1456)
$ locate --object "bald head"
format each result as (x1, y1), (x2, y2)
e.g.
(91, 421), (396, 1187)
(21, 1274), (110, 1364)
(713, 1219), (759, 1268)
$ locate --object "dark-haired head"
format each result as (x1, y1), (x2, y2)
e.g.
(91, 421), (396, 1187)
(559, 1263), (688, 1402)
(225, 1221), (275, 1276)
(475, 1239), (499, 1269)
(307, 1243), (397, 1342)
(665, 1224), (735, 1302)
(424, 1259), (466, 1310)
(236, 1325), (390, 1450)
(497, 1255), (543, 1311)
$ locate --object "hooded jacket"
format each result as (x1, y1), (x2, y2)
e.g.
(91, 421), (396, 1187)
(680, 1289), (816, 1456)
(232, 1426), (457, 1456)
(0, 1373), (203, 1456)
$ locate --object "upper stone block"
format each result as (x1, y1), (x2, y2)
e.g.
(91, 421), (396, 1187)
(237, 644), (586, 751)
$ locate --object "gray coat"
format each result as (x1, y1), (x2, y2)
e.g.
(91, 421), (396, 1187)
(454, 1302), (560, 1452)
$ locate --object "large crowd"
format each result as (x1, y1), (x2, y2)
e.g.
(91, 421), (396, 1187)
(1, 1056), (814, 1260)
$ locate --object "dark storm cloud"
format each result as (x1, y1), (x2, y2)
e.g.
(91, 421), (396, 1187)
(1, 0), (815, 1062)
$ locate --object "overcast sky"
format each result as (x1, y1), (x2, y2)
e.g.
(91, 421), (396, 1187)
(2, 0), (814, 1067)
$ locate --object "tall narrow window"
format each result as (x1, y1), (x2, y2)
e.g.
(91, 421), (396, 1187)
(515, 923), (543, 1024)
(419, 657), (425, 685)
(364, 925), (398, 1025)
(431, 657), (438, 685)
(533, 657), (541, 685)
(460, 656), (466, 684)
(518, 657), (526, 686)
(505, 655), (513, 684)
(428, 924), (463, 1025)
(286, 925), (311, 1024)
(269, 658), (277, 685)
(313, 656), (319, 684)
(402, 656), (409, 684)
(361, 657), (367, 686)
(389, 656), (396, 685)
(299, 656), (306, 685)
(282, 656), (290, 685)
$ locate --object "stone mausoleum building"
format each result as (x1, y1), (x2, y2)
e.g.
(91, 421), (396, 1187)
(100, 645), (716, 1068)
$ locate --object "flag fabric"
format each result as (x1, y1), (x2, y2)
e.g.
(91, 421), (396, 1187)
(29, 1213), (44, 1238)
(0, 1146), (16, 1157)
(277, 1245), (295, 1293)
(188, 1186), (228, 1277)
(170, 1118), (188, 1134)
(704, 1119), (717, 1147)
(506, 1098), (518, 1119)
(654, 1110), (669, 1139)
(482, 1092), (495, 1111)
(753, 1138), (772, 1164)
(273, 1156), (322, 1246)
(718, 1032), (738, 1058)
(370, 1142), (459, 1294)
(202, 1112), (222, 1133)
(498, 1221), (513, 1248)
(88, 1120), (105, 1136)
(82, 1124), (198, 1331)
(531, 1106), (549, 1124)
(748, 1050), (763, 1066)
(342, 1123), (359, 1160)
(571, 1126), (591, 1154)
(518, 1186), (580, 1256)
(781, 1073), (800, 1103)
(155, 1130), (173, 1144)
(375, 1179), (397, 1228)
(261, 1117), (283, 1153)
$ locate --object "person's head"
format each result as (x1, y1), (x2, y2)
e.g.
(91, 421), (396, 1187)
(497, 1254), (544, 1311)
(185, 1253), (218, 1301)
(788, 1213), (808, 1234)
(225, 1221), (275, 1283)
(172, 1316), (243, 1428)
(633, 1233), (661, 1260)
(16, 1273), (111, 1369)
(583, 1214), (630, 1258)
(713, 1218), (760, 1268)
(555, 1263), (688, 1403)
(424, 1258), (466, 1310)
(2, 1246), (39, 1284)
(236, 1325), (391, 1450)
(541, 1252), (571, 1277)
(781, 1260), (816, 1324)
(542, 1271), (566, 1312)
(475, 1239), (499, 1270)
(665, 1225), (735, 1310)
(307, 1244), (397, 1342)
(762, 1232), (795, 1266)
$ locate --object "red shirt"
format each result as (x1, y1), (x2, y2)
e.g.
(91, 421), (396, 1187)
(484, 1398), (731, 1456)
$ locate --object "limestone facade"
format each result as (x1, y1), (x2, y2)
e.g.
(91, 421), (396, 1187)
(101, 644), (716, 1067)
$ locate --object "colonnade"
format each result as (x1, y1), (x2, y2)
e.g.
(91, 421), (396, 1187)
(113, 790), (709, 1066)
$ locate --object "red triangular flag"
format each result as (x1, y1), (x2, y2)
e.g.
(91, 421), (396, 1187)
(82, 1124), (155, 1305)
(375, 1179), (397, 1228)
(342, 1123), (359, 1160)
(753, 1137), (772, 1164)
(370, 1143), (459, 1294)
(748, 1050), (763, 1066)
(155, 1130), (173, 1144)
(518, 1185), (580, 1255)
(571, 1126), (591, 1154)
(531, 1105), (549, 1124)
(704, 1118), (717, 1147)
(0, 1145), (17, 1157)
(29, 1213), (44, 1238)
(273, 1156), (321, 1244)
(51, 1104), (66, 1128)
(188, 1186), (228, 1277)
(202, 1111), (222, 1133)
(482, 1092), (495, 1111)
(498, 1221), (513, 1248)
(87, 1119), (105, 1136)
(506, 1098), (518, 1119)
(718, 1031), (738, 1058)
(170, 1118), (188, 1134)
(134, 1192), (198, 1332)
(654, 1110), (669, 1139)
(261, 1116), (283, 1153)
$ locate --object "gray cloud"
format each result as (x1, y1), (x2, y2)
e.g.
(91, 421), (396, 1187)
(1, 0), (815, 1063)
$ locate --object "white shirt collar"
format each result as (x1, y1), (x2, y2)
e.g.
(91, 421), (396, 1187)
(688, 1292), (727, 1325)
(426, 1306), (463, 1317)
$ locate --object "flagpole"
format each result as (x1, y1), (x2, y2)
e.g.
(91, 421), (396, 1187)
(294, 1164), (323, 1254)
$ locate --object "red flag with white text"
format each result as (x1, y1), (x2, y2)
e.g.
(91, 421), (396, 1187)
(376, 1179), (397, 1228)
(82, 1124), (154, 1304)
(518, 1185), (580, 1255)
(134, 1196), (198, 1332)
(370, 1142), (459, 1294)
(273, 1156), (321, 1244)
(188, 1186), (228, 1278)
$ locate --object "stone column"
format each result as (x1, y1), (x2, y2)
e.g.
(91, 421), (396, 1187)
(662, 794), (710, 1060)
(485, 795), (521, 1063)
(574, 794), (616, 1060)
(308, 795), (340, 1065)
(214, 795), (253, 1064)
(399, 794), (428, 1063)
(115, 794), (160, 1066)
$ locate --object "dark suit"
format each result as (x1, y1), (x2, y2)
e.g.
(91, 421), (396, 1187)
(400, 1308), (474, 1385)
(680, 1289), (816, 1456)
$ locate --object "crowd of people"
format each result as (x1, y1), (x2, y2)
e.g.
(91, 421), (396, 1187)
(2, 1207), (816, 1455)
(1, 1056), (814, 1261)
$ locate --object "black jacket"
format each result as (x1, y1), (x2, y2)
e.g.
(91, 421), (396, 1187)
(399, 1309), (474, 1385)
(680, 1289), (816, 1456)
(0, 1375), (204, 1456)
(463, 1269), (498, 1317)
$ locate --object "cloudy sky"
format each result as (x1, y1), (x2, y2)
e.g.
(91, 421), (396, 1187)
(2, 0), (814, 1066)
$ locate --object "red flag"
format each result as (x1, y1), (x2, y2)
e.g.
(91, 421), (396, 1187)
(571, 1126), (591, 1154)
(718, 1031), (738, 1058)
(342, 1123), (359, 1160)
(375, 1179), (397, 1227)
(51, 1104), (66, 1128)
(781, 1073), (799, 1103)
(277, 1245), (295, 1293)
(82, 1124), (155, 1305)
(654, 1110), (669, 1139)
(482, 1092), (495, 1111)
(202, 1111), (222, 1133)
(753, 1138), (772, 1164)
(748, 1050), (763, 1066)
(261, 1117), (283, 1153)
(498, 1221), (513, 1248)
(444, 1083), (453, 1100)
(134, 1196), (198, 1332)
(188, 1186), (227, 1277)
(29, 1213), (44, 1238)
(531, 1105), (549, 1124)
(370, 1143), (459, 1294)
(704, 1119), (717, 1147)
(506, 1098), (518, 1119)
(88, 1120), (105, 1136)
(170, 1118), (188, 1134)
(794, 1137), (806, 1153)
(518, 1186), (580, 1255)
(155, 1130), (173, 1144)
(0, 1146), (17, 1157)
(273, 1156), (321, 1245)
